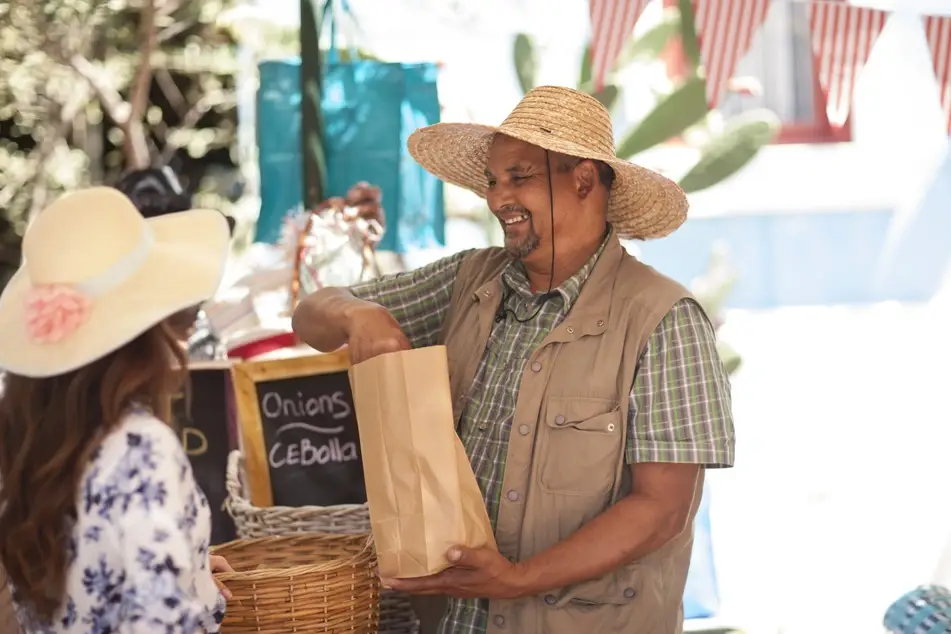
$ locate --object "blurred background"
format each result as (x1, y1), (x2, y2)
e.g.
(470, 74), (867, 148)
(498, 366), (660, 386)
(1, 0), (950, 632)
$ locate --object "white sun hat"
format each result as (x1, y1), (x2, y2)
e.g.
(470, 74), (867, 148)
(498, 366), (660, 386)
(0, 186), (231, 378)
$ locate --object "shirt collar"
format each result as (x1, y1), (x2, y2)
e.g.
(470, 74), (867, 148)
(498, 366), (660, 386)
(500, 226), (611, 313)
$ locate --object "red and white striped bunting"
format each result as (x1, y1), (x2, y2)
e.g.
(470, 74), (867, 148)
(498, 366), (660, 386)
(924, 16), (951, 135)
(806, 2), (888, 127)
(693, 0), (772, 108)
(588, 0), (649, 92)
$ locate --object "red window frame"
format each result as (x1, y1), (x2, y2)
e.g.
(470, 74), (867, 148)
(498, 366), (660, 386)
(659, 0), (851, 144)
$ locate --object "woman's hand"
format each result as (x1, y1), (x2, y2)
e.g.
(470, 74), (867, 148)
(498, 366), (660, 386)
(210, 555), (234, 600)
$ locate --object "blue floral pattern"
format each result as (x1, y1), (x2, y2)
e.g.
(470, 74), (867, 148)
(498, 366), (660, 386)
(9, 410), (226, 633)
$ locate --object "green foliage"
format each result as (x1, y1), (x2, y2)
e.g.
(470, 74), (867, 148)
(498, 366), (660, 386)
(612, 7), (681, 70)
(615, 75), (708, 159)
(513, 33), (537, 96)
(0, 0), (241, 289)
(679, 109), (781, 193)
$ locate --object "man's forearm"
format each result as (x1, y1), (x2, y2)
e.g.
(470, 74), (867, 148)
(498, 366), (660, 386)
(514, 490), (694, 597)
(291, 287), (371, 352)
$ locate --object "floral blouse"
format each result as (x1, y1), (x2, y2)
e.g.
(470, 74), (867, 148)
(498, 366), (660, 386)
(9, 409), (227, 634)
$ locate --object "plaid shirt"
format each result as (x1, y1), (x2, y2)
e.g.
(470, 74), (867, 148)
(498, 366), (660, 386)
(350, 241), (735, 634)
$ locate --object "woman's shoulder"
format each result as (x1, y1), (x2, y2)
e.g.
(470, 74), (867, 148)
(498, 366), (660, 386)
(84, 409), (191, 518)
(94, 408), (184, 465)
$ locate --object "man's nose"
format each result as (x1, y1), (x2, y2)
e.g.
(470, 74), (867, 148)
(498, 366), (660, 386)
(487, 188), (516, 214)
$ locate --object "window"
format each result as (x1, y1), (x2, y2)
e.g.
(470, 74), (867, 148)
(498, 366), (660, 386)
(662, 0), (851, 144)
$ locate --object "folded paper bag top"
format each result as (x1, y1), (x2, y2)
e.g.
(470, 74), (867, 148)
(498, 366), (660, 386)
(348, 345), (498, 578)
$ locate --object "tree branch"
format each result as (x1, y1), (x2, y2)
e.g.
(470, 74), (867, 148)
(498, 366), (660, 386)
(124, 0), (158, 168)
(68, 54), (128, 124)
(130, 0), (157, 121)
(0, 83), (92, 213)
(160, 93), (234, 162)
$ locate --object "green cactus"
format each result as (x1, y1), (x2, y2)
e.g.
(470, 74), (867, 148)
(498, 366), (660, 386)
(513, 33), (537, 96)
(615, 75), (708, 159)
(678, 110), (781, 193)
(590, 84), (620, 112)
(612, 6), (682, 70)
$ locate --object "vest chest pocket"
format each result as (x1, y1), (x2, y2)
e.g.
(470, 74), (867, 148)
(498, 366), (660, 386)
(539, 397), (624, 495)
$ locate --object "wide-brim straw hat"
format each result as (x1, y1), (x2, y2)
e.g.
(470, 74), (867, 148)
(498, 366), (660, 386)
(0, 187), (230, 378)
(408, 85), (688, 240)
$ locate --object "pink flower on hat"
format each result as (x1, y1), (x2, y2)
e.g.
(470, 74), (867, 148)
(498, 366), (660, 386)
(24, 284), (92, 344)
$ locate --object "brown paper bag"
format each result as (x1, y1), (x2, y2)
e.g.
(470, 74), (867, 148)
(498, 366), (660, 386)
(348, 345), (497, 578)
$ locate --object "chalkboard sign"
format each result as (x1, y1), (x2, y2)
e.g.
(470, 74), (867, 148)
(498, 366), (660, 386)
(172, 361), (238, 546)
(232, 350), (366, 508)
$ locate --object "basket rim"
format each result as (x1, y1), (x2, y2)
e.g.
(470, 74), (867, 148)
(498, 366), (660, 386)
(211, 533), (377, 582)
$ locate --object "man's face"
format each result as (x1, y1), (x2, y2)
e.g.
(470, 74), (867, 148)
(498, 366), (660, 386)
(484, 135), (591, 265)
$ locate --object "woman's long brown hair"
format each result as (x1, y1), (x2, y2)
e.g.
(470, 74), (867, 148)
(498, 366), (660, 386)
(0, 321), (187, 620)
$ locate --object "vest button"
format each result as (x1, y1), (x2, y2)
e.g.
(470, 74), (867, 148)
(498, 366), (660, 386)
(554, 415), (566, 426)
(623, 587), (636, 599)
(566, 326), (574, 334)
(483, 289), (492, 297)
(518, 424), (530, 435)
(597, 319), (605, 327)
(506, 490), (520, 502)
(531, 362), (542, 372)
(493, 615), (505, 626)
(544, 594), (556, 605)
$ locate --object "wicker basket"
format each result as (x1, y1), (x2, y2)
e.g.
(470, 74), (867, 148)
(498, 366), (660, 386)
(213, 532), (379, 633)
(224, 450), (421, 634)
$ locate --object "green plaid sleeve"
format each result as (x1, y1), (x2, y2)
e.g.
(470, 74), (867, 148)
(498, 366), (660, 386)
(626, 298), (735, 467)
(349, 250), (474, 349)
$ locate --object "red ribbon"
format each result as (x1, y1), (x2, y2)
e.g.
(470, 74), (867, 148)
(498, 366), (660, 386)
(227, 332), (300, 360)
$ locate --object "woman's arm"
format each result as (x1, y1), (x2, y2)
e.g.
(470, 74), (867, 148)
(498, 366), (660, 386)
(96, 421), (226, 633)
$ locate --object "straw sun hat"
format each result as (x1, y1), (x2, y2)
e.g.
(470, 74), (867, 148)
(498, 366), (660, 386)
(408, 85), (688, 240)
(0, 187), (230, 378)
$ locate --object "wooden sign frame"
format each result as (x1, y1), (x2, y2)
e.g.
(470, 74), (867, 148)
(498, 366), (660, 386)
(231, 349), (351, 507)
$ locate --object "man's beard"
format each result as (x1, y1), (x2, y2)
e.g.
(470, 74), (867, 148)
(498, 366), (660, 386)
(503, 218), (541, 259)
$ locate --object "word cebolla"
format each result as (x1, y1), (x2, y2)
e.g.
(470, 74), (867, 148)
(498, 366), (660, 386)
(260, 390), (352, 420)
(269, 436), (359, 469)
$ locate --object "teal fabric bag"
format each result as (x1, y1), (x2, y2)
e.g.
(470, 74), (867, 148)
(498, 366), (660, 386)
(256, 59), (303, 244)
(255, 0), (445, 252)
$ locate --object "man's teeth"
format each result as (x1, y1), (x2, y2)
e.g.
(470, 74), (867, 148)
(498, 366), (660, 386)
(503, 214), (529, 225)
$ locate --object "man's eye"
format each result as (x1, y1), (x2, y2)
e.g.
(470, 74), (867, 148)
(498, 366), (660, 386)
(511, 175), (527, 182)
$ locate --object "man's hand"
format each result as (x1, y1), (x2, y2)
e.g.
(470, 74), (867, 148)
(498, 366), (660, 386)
(382, 547), (530, 600)
(346, 303), (411, 365)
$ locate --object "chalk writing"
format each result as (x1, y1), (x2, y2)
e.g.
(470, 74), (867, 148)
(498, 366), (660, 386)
(260, 390), (352, 420)
(181, 427), (208, 457)
(255, 370), (366, 506)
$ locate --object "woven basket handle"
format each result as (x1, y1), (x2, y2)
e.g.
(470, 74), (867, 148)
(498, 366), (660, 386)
(225, 450), (248, 503)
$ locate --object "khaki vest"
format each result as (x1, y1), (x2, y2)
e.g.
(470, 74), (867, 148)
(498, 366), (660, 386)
(427, 231), (705, 634)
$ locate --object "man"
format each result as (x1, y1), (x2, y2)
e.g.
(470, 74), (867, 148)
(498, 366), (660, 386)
(292, 86), (735, 634)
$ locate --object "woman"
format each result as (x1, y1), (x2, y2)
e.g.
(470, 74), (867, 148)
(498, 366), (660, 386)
(0, 187), (233, 633)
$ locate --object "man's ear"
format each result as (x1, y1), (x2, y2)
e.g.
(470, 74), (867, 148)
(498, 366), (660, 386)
(574, 160), (598, 199)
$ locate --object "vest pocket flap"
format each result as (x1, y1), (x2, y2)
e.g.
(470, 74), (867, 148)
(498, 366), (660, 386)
(539, 399), (624, 494)
(545, 398), (621, 433)
(549, 565), (639, 607)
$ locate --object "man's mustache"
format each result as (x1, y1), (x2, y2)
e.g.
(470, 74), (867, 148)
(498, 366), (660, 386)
(493, 205), (532, 216)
